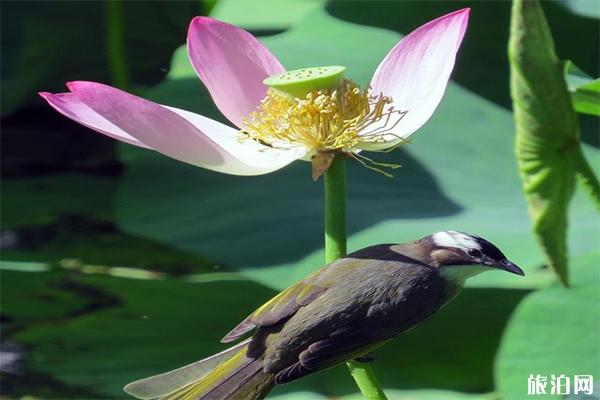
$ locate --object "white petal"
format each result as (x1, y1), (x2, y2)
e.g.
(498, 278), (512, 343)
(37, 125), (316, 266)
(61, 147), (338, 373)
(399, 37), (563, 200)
(167, 106), (308, 174)
(364, 9), (470, 149)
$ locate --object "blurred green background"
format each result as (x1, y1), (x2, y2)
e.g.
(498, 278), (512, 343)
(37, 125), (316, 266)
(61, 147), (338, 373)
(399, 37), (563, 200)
(1, 0), (598, 399)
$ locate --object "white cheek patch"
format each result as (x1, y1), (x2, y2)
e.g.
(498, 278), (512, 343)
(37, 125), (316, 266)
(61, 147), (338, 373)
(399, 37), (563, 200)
(439, 264), (489, 284)
(432, 231), (481, 252)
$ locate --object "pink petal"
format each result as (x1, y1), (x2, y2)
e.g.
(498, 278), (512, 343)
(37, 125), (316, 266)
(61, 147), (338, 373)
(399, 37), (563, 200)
(368, 8), (470, 143)
(39, 92), (150, 149)
(187, 17), (285, 128)
(46, 81), (303, 175)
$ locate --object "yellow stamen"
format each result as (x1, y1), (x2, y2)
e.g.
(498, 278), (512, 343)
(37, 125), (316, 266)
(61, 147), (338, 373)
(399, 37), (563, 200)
(241, 79), (404, 153)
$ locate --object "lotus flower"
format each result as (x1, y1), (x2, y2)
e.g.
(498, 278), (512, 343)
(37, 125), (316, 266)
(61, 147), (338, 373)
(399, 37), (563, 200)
(40, 9), (469, 179)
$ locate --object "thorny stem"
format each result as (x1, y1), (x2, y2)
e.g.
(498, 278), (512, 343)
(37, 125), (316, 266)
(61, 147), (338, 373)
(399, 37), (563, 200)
(324, 155), (388, 400)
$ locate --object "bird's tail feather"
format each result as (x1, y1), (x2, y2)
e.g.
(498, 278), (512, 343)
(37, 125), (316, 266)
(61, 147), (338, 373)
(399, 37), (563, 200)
(163, 345), (274, 400)
(124, 339), (274, 400)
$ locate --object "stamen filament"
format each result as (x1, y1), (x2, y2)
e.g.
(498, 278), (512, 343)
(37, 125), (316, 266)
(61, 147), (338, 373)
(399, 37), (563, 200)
(241, 78), (408, 177)
(242, 80), (404, 153)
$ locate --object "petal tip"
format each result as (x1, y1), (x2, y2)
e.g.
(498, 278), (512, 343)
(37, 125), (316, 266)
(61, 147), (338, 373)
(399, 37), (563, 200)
(66, 81), (84, 91)
(456, 8), (471, 24)
(447, 8), (471, 30)
(188, 16), (228, 33)
(67, 81), (111, 94)
(187, 17), (221, 54)
(368, 7), (471, 141)
(190, 15), (215, 26)
(38, 91), (52, 99)
(429, 8), (471, 45)
(445, 7), (471, 19)
(187, 17), (238, 44)
(429, 8), (471, 31)
(185, 14), (284, 129)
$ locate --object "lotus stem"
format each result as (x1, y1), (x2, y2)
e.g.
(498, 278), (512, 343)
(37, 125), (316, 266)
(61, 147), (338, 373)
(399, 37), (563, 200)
(324, 155), (388, 400)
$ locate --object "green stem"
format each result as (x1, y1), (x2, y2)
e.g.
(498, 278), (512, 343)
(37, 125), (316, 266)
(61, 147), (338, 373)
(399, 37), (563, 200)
(324, 156), (347, 261)
(106, 0), (131, 90)
(324, 155), (387, 400)
(347, 362), (388, 400)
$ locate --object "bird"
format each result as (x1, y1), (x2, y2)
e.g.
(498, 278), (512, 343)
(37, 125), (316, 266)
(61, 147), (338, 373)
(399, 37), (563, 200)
(124, 231), (524, 400)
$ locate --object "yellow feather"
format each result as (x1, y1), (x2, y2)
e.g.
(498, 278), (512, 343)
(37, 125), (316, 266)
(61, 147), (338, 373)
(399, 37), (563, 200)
(253, 268), (324, 321)
(161, 349), (247, 400)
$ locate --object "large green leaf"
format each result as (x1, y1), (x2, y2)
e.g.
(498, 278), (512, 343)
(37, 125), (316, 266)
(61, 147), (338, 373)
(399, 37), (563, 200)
(211, 0), (325, 30)
(116, 7), (599, 291)
(555, 0), (600, 19)
(0, 174), (215, 277)
(1, 174), (115, 229)
(4, 270), (274, 398)
(495, 252), (600, 399)
(0, 268), (93, 324)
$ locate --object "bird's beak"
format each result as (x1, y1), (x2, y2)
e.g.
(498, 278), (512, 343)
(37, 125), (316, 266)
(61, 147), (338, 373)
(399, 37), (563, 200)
(489, 259), (525, 276)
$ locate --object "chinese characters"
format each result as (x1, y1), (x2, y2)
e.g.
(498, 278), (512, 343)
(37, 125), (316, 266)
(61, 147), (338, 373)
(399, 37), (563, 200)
(527, 374), (594, 396)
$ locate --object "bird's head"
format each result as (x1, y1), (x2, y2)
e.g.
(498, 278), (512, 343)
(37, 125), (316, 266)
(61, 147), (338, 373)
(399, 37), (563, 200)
(426, 231), (524, 284)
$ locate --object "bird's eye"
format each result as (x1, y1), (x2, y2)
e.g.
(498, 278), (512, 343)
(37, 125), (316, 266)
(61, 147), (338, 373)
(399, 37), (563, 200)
(467, 248), (482, 258)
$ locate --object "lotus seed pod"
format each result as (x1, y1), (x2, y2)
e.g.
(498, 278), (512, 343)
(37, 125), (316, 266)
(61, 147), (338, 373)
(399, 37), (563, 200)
(263, 66), (346, 99)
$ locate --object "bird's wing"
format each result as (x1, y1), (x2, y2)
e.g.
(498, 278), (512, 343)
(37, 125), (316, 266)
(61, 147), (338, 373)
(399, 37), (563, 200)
(273, 318), (383, 384)
(268, 262), (443, 383)
(221, 257), (366, 343)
